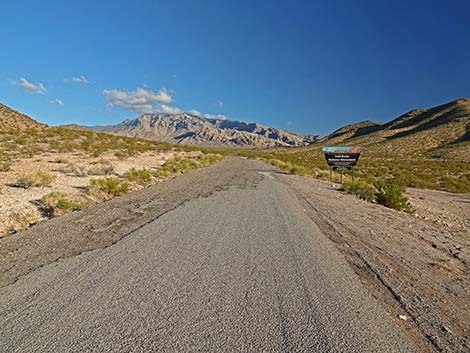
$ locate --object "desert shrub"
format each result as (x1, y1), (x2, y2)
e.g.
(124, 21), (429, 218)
(157, 156), (200, 177)
(17, 171), (56, 188)
(61, 163), (87, 177)
(441, 175), (470, 194)
(155, 153), (223, 178)
(0, 162), (11, 172)
(88, 160), (114, 176)
(268, 158), (289, 169)
(123, 168), (153, 185)
(88, 177), (129, 199)
(6, 211), (38, 235)
(42, 192), (93, 216)
(289, 164), (308, 175)
(198, 153), (224, 166)
(113, 150), (128, 159)
(342, 180), (376, 202)
(375, 183), (413, 212)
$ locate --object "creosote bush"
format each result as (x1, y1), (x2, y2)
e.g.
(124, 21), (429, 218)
(123, 168), (153, 185)
(342, 179), (414, 212)
(157, 154), (223, 178)
(375, 182), (414, 213)
(88, 177), (129, 200)
(342, 180), (376, 202)
(42, 192), (93, 216)
(265, 158), (309, 175)
(289, 164), (308, 175)
(17, 171), (56, 188)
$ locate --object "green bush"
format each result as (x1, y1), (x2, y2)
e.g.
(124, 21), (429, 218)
(289, 164), (308, 175)
(375, 183), (413, 212)
(342, 180), (376, 202)
(267, 158), (289, 169)
(123, 168), (153, 185)
(42, 192), (93, 216)
(17, 171), (56, 188)
(198, 153), (224, 166)
(88, 177), (129, 199)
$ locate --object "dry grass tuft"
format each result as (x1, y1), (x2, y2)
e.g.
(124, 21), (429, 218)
(41, 192), (93, 216)
(17, 171), (56, 188)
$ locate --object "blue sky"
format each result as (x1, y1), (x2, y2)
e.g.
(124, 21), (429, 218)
(1, 0), (469, 135)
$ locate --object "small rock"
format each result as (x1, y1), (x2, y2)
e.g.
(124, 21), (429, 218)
(398, 315), (408, 321)
(442, 325), (453, 334)
(431, 243), (437, 249)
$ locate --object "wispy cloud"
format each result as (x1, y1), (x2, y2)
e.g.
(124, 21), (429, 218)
(160, 104), (182, 114)
(286, 121), (293, 126)
(65, 75), (90, 84)
(103, 87), (176, 114)
(188, 109), (202, 117)
(216, 100), (224, 107)
(204, 113), (227, 120)
(50, 98), (64, 106)
(12, 77), (46, 94)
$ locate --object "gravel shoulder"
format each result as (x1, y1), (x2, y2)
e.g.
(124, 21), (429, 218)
(277, 173), (469, 353)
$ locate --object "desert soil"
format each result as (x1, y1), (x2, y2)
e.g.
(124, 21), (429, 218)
(0, 150), (188, 236)
(281, 174), (469, 352)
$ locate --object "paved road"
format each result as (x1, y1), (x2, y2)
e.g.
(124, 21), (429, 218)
(0, 160), (415, 352)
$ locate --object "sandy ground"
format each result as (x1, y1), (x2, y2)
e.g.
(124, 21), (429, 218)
(281, 175), (469, 352)
(408, 187), (470, 234)
(0, 150), (185, 235)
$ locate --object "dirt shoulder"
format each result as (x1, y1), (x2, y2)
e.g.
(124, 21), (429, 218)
(278, 173), (469, 353)
(0, 157), (266, 288)
(0, 150), (181, 236)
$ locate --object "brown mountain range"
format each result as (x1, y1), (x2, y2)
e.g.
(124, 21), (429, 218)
(319, 98), (470, 161)
(89, 113), (319, 148)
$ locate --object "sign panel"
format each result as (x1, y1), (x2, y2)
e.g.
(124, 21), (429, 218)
(332, 165), (352, 171)
(322, 146), (362, 167)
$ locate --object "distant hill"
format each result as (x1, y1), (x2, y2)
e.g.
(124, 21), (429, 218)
(57, 123), (90, 131)
(0, 103), (46, 131)
(325, 120), (383, 143)
(320, 98), (470, 161)
(90, 113), (319, 148)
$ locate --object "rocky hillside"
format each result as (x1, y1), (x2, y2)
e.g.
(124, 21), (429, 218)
(321, 98), (470, 161)
(0, 103), (46, 131)
(91, 113), (319, 148)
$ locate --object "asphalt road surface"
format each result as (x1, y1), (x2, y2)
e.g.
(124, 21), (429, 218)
(0, 159), (416, 352)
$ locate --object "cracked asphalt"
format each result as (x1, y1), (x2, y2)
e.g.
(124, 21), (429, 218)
(0, 158), (415, 352)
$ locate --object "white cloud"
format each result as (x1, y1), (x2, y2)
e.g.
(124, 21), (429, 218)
(12, 77), (46, 94)
(216, 100), (224, 107)
(66, 75), (90, 84)
(103, 87), (174, 114)
(286, 121), (293, 126)
(159, 104), (182, 115)
(204, 113), (227, 120)
(50, 98), (64, 106)
(188, 109), (202, 117)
